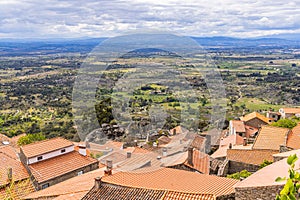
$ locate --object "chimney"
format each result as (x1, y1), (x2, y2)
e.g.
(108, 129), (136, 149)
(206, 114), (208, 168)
(94, 177), (102, 189)
(7, 168), (12, 182)
(229, 143), (232, 149)
(162, 148), (167, 157)
(127, 152), (132, 158)
(243, 137), (247, 146)
(78, 144), (87, 156)
(105, 159), (112, 176)
(187, 147), (193, 166)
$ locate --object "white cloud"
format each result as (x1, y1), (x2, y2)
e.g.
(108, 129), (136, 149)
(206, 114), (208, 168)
(0, 0), (299, 38)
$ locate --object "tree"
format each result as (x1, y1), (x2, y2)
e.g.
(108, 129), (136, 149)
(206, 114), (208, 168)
(271, 118), (298, 129)
(227, 170), (252, 180)
(276, 154), (300, 199)
(259, 160), (273, 169)
(17, 133), (46, 146)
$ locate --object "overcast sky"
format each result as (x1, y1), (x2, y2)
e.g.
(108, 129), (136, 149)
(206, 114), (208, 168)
(0, 0), (300, 39)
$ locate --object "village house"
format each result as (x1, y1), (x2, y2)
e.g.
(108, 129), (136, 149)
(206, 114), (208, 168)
(266, 111), (281, 122)
(252, 125), (290, 151)
(82, 167), (239, 200)
(23, 167), (109, 199)
(0, 145), (34, 199)
(19, 137), (99, 190)
(279, 107), (300, 119)
(240, 111), (271, 129)
(234, 150), (300, 200)
(286, 123), (300, 150)
(229, 120), (258, 142)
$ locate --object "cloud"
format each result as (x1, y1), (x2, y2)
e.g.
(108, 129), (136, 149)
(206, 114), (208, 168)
(0, 0), (299, 38)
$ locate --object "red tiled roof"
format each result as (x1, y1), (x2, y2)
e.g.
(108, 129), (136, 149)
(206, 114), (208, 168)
(234, 149), (300, 188)
(21, 137), (73, 158)
(102, 168), (238, 197)
(99, 151), (127, 165)
(281, 108), (300, 114)
(220, 134), (244, 147)
(190, 135), (206, 150)
(24, 168), (107, 199)
(29, 151), (98, 183)
(82, 182), (166, 200)
(163, 191), (215, 200)
(287, 124), (300, 149)
(0, 179), (35, 200)
(0, 152), (29, 187)
(253, 126), (290, 150)
(244, 125), (258, 138)
(0, 145), (19, 160)
(231, 120), (246, 133)
(227, 149), (278, 165)
(184, 149), (210, 174)
(240, 112), (270, 124)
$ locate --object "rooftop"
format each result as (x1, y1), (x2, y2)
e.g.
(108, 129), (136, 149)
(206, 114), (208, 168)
(24, 167), (107, 199)
(28, 151), (98, 183)
(21, 137), (74, 158)
(253, 126), (290, 150)
(234, 149), (300, 188)
(231, 120), (246, 133)
(184, 149), (210, 174)
(286, 123), (300, 149)
(281, 108), (300, 114)
(0, 152), (29, 187)
(101, 168), (238, 197)
(240, 112), (270, 124)
(227, 149), (278, 165)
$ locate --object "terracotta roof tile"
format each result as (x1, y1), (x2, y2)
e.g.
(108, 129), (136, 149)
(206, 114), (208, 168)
(24, 168), (107, 199)
(184, 150), (210, 174)
(0, 179), (35, 200)
(82, 182), (166, 200)
(234, 149), (300, 188)
(169, 126), (187, 135)
(253, 126), (290, 150)
(0, 153), (29, 186)
(163, 191), (215, 200)
(21, 137), (73, 158)
(117, 153), (162, 172)
(281, 108), (300, 114)
(240, 112), (270, 124)
(158, 136), (172, 145)
(190, 135), (206, 150)
(227, 149), (278, 165)
(287, 124), (300, 149)
(0, 145), (19, 160)
(99, 151), (127, 165)
(102, 168), (238, 197)
(231, 120), (246, 133)
(220, 134), (244, 147)
(29, 151), (98, 183)
(52, 191), (88, 200)
(244, 125), (258, 138)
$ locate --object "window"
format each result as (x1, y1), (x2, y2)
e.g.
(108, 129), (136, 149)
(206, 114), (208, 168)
(42, 183), (49, 189)
(37, 156), (43, 161)
(61, 149), (66, 153)
(78, 170), (83, 176)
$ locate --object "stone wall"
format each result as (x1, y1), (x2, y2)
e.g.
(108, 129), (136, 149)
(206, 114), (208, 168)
(228, 160), (259, 175)
(217, 193), (235, 200)
(235, 185), (283, 200)
(33, 162), (99, 190)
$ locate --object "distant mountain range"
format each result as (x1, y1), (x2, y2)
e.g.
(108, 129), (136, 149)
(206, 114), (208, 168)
(0, 36), (299, 56)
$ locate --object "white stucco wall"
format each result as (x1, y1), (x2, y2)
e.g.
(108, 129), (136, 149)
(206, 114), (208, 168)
(28, 146), (74, 164)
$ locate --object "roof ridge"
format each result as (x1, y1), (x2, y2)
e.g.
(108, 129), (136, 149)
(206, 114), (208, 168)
(20, 137), (68, 148)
